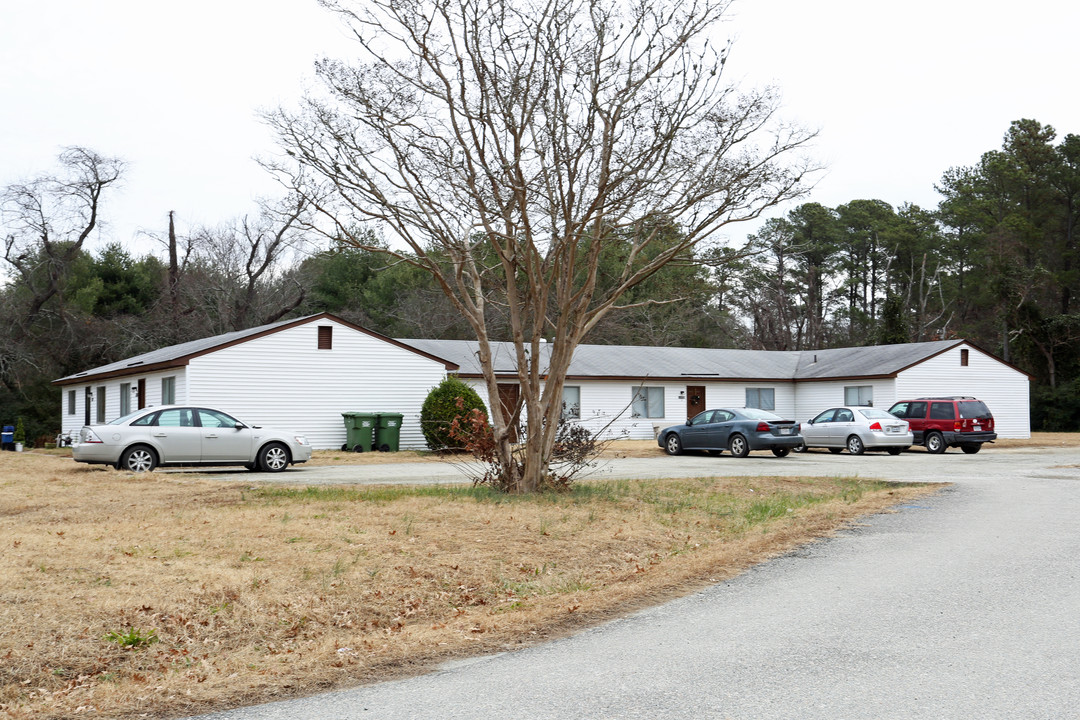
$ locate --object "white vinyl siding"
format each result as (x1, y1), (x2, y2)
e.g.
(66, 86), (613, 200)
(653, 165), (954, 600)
(59, 368), (188, 437)
(894, 343), (1029, 438)
(186, 319), (447, 449)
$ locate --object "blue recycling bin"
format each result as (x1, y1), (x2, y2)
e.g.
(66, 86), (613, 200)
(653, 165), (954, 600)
(1, 425), (13, 452)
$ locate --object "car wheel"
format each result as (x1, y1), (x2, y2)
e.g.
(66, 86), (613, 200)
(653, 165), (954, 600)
(961, 443), (981, 454)
(925, 432), (946, 454)
(119, 445), (157, 473)
(771, 447), (790, 458)
(886, 447), (902, 455)
(258, 442), (290, 472)
(847, 435), (865, 455)
(664, 433), (683, 456)
(728, 434), (750, 458)
(829, 447), (843, 454)
(792, 442), (808, 453)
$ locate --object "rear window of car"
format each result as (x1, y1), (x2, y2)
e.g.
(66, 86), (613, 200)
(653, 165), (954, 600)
(958, 401), (991, 419)
(858, 408), (894, 419)
(740, 408), (783, 421)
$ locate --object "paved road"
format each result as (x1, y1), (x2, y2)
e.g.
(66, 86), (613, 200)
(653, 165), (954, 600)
(192, 446), (1080, 719)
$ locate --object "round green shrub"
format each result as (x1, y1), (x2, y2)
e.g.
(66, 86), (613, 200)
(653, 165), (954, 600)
(420, 377), (489, 451)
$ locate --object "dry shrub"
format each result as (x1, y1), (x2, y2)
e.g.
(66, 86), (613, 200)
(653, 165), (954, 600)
(0, 452), (937, 719)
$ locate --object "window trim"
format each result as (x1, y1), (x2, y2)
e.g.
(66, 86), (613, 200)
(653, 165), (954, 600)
(960, 348), (969, 366)
(161, 376), (176, 405)
(844, 385), (873, 407)
(631, 386), (665, 419)
(318, 325), (333, 350)
(745, 387), (775, 411)
(561, 385), (581, 420)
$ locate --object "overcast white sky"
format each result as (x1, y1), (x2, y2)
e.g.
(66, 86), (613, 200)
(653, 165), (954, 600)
(2, 0), (1078, 256)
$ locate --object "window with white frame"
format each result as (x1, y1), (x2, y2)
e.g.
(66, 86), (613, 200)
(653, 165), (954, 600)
(631, 386), (665, 418)
(745, 387), (775, 410)
(161, 376), (176, 405)
(844, 385), (873, 406)
(119, 382), (131, 416)
(562, 386), (581, 420)
(68, 390), (76, 415)
(96, 386), (107, 423)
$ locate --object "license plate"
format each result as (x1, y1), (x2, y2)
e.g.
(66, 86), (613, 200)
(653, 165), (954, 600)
(887, 426), (901, 433)
(779, 428), (791, 435)
(973, 425), (981, 430)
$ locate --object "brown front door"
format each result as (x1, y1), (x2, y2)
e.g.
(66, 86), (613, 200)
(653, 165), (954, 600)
(497, 384), (521, 443)
(686, 385), (706, 420)
(137, 379), (146, 410)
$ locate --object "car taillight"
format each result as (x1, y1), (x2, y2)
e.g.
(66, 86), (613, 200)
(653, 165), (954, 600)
(755, 422), (770, 432)
(81, 428), (103, 444)
(955, 420), (964, 431)
(868, 422), (882, 431)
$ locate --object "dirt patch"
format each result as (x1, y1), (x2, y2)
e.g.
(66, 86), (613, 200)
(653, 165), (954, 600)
(0, 451), (940, 719)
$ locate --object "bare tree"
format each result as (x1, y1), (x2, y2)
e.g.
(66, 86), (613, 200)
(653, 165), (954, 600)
(266, 0), (816, 492)
(2, 147), (124, 326)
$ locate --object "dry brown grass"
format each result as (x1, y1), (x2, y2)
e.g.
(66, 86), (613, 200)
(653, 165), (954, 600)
(2, 451), (937, 719)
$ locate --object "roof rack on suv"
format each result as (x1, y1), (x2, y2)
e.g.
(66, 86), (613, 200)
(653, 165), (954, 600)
(914, 396), (977, 400)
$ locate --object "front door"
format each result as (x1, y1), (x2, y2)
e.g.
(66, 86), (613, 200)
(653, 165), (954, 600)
(497, 384), (521, 443)
(686, 386), (706, 421)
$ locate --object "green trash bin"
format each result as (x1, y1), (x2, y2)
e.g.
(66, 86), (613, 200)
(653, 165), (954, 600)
(341, 412), (377, 452)
(374, 413), (404, 452)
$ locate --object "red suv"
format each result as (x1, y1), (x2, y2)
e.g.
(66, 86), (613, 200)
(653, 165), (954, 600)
(887, 397), (996, 454)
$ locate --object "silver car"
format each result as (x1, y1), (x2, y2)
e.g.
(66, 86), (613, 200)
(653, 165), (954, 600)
(72, 405), (313, 472)
(794, 406), (913, 455)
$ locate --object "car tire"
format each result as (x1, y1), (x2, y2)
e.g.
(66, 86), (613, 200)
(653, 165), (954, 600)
(847, 435), (865, 455)
(925, 432), (947, 454)
(771, 447), (790, 458)
(728, 434), (750, 458)
(664, 433), (683, 456)
(258, 442), (290, 472)
(961, 443), (982, 454)
(792, 443), (808, 453)
(886, 447), (902, 455)
(119, 445), (157, 473)
(829, 447), (843, 454)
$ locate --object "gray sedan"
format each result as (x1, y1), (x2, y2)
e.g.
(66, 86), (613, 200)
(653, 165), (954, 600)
(657, 408), (803, 458)
(795, 406), (912, 455)
(72, 405), (313, 472)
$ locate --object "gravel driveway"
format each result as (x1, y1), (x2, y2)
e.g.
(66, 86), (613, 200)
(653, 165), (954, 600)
(192, 446), (1080, 719)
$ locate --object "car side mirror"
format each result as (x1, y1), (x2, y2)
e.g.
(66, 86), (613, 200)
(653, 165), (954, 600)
(234, 423), (245, 430)
(686, 417), (693, 425)
(806, 418), (814, 425)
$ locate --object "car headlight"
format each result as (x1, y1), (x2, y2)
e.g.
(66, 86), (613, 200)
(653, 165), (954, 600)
(294, 436), (309, 446)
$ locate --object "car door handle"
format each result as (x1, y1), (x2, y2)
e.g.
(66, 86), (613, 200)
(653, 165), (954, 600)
(152, 432), (168, 437)
(204, 434), (218, 439)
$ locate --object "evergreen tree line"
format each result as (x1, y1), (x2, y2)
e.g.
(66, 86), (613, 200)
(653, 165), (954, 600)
(3, 120), (1078, 442)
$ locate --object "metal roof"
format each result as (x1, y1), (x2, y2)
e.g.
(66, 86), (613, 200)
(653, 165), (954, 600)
(396, 338), (965, 381)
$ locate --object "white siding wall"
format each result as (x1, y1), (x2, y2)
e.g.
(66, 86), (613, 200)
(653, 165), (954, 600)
(60, 369), (188, 437)
(461, 378), (798, 440)
(186, 320), (447, 449)
(894, 344), (1030, 438)
(793, 378), (897, 423)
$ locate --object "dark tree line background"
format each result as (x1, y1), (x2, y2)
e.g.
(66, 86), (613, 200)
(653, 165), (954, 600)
(3, 119), (1079, 442)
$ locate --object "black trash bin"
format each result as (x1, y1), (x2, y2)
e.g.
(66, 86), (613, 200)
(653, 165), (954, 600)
(374, 413), (403, 452)
(341, 412), (377, 452)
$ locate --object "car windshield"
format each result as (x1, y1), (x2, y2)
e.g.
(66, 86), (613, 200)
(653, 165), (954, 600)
(739, 408), (784, 421)
(108, 409), (152, 426)
(858, 408), (894, 419)
(958, 401), (991, 419)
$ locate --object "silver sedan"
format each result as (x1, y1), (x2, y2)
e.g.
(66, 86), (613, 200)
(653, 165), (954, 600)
(72, 405), (313, 472)
(794, 406), (913, 455)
